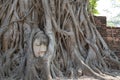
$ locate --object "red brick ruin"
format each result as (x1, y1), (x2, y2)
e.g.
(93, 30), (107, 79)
(94, 16), (120, 56)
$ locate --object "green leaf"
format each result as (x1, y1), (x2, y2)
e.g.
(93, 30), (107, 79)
(88, 0), (99, 14)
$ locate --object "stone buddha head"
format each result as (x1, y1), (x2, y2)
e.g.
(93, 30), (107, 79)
(33, 31), (49, 57)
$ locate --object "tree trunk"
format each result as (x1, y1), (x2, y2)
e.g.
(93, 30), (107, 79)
(0, 0), (120, 80)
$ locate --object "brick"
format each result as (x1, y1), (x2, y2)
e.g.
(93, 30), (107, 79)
(94, 16), (120, 53)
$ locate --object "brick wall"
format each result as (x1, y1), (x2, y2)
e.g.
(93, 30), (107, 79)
(94, 16), (120, 54)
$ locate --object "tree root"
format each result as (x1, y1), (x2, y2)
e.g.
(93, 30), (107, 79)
(0, 0), (120, 80)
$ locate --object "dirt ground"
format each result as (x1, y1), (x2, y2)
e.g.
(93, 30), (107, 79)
(79, 76), (120, 80)
(54, 75), (120, 80)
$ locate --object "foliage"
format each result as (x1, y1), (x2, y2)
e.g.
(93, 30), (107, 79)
(88, 0), (99, 14)
(102, 0), (120, 26)
(108, 0), (120, 26)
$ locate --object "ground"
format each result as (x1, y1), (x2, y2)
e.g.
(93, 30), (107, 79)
(58, 76), (120, 80)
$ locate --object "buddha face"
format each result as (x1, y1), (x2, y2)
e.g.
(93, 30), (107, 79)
(33, 32), (48, 57)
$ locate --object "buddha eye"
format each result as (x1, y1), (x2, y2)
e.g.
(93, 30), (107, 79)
(39, 42), (47, 46)
(36, 44), (40, 46)
(35, 42), (40, 46)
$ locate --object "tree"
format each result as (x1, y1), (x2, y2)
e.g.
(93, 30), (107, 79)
(88, 0), (99, 14)
(99, 0), (120, 26)
(107, 0), (120, 26)
(0, 0), (120, 80)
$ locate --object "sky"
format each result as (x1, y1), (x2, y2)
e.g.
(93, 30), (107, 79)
(96, 0), (120, 26)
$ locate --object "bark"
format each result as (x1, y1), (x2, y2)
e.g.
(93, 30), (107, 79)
(0, 0), (120, 80)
